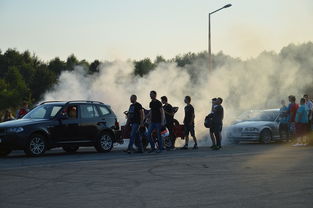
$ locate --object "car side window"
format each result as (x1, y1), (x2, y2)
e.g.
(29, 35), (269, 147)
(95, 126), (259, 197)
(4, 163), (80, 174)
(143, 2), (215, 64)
(67, 105), (79, 119)
(81, 104), (99, 119)
(98, 105), (110, 116)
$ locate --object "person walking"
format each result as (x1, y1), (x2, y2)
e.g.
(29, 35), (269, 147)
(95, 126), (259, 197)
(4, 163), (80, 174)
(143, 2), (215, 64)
(146, 91), (165, 153)
(211, 97), (224, 150)
(209, 98), (217, 149)
(181, 96), (198, 150)
(126, 95), (145, 154)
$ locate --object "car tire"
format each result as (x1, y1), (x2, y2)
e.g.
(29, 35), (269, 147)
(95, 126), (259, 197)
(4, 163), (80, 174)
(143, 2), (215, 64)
(0, 149), (12, 157)
(63, 146), (79, 153)
(24, 134), (47, 157)
(95, 132), (114, 152)
(260, 129), (272, 144)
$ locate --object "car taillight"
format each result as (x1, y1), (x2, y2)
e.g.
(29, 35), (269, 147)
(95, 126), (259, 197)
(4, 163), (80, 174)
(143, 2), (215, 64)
(115, 119), (120, 130)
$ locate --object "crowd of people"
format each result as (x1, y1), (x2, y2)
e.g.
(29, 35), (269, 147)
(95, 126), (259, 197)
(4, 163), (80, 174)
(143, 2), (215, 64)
(0, 102), (29, 122)
(125, 90), (224, 154)
(279, 94), (313, 146)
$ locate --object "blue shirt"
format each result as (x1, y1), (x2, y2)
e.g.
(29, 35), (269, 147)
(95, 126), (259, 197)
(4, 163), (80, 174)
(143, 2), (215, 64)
(295, 105), (308, 124)
(279, 106), (288, 124)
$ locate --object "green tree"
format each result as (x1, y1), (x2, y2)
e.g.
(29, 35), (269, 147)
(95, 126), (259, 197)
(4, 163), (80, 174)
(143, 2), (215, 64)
(134, 58), (156, 77)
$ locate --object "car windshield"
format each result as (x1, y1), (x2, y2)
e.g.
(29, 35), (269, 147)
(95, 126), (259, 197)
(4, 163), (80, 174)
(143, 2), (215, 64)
(24, 104), (63, 120)
(238, 110), (279, 122)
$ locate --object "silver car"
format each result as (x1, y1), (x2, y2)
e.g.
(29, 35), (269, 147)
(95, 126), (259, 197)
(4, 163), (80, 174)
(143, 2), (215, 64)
(227, 109), (282, 144)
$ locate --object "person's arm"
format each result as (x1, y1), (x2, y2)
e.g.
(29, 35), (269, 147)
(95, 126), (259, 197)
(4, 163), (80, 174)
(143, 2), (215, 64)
(160, 108), (165, 126)
(140, 109), (145, 127)
(190, 107), (195, 125)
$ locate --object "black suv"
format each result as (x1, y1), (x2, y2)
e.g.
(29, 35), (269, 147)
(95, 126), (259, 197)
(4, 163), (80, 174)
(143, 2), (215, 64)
(0, 101), (120, 157)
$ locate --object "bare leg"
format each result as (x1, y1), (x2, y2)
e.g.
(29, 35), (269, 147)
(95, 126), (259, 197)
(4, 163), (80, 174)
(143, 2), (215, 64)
(185, 136), (189, 146)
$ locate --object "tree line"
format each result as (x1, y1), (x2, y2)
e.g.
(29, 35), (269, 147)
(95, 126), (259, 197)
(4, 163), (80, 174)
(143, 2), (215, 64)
(1, 41), (313, 113)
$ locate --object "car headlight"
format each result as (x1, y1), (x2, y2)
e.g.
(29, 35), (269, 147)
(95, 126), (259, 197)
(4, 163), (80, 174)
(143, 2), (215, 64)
(7, 127), (24, 133)
(243, 127), (259, 132)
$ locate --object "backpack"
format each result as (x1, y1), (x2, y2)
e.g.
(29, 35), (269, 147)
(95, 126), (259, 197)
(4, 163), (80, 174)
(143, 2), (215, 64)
(204, 113), (213, 128)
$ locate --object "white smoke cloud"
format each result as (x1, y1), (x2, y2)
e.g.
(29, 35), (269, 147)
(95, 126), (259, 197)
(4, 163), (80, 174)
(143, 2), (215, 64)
(43, 42), (313, 145)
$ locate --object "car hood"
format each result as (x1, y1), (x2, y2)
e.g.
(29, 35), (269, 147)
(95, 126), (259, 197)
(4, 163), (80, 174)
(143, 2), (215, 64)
(230, 121), (274, 128)
(0, 119), (50, 128)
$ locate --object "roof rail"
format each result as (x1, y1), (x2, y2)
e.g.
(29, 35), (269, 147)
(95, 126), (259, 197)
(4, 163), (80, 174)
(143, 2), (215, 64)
(65, 100), (105, 105)
(40, 100), (105, 105)
(40, 101), (65, 105)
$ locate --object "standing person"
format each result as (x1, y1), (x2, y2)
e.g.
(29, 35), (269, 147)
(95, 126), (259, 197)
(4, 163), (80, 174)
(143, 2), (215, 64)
(303, 94), (313, 132)
(209, 98), (217, 149)
(146, 91), (165, 153)
(181, 96), (198, 150)
(126, 95), (145, 154)
(16, 101), (29, 119)
(287, 95), (299, 141)
(161, 96), (175, 149)
(211, 97), (224, 150)
(2, 110), (15, 122)
(294, 98), (309, 146)
(279, 100), (289, 139)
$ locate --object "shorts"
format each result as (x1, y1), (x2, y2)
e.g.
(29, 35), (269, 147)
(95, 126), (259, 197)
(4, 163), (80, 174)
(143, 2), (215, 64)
(295, 123), (308, 137)
(184, 124), (195, 137)
(210, 123), (223, 134)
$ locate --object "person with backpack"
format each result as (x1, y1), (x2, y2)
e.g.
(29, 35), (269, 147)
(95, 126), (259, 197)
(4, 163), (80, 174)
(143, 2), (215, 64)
(206, 98), (218, 149)
(211, 97), (224, 150)
(161, 96), (175, 149)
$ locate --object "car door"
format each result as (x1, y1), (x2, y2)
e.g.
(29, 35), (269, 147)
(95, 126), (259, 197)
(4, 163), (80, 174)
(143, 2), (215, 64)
(79, 104), (101, 141)
(55, 105), (81, 144)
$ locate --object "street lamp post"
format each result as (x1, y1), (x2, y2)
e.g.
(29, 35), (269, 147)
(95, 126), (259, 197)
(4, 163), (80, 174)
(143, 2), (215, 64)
(208, 4), (232, 72)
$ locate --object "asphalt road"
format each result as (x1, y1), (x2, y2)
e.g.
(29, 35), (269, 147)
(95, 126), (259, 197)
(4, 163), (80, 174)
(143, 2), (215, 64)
(0, 144), (312, 208)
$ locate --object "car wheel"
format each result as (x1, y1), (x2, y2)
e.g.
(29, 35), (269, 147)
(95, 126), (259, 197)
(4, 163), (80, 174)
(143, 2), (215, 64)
(63, 146), (79, 153)
(260, 129), (272, 144)
(0, 149), (12, 157)
(24, 134), (47, 157)
(95, 132), (113, 152)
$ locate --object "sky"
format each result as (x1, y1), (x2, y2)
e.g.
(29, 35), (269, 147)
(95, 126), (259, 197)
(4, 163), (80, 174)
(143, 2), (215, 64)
(0, 0), (312, 62)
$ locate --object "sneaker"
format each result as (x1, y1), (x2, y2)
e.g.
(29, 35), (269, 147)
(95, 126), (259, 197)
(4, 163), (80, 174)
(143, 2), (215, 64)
(180, 145), (188, 150)
(212, 146), (221, 150)
(292, 143), (302, 147)
(210, 145), (216, 149)
(193, 144), (198, 149)
(156, 149), (162, 153)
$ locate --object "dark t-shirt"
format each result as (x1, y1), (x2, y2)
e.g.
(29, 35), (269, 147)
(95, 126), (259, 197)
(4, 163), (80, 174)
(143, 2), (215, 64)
(212, 105), (224, 125)
(184, 104), (194, 125)
(163, 103), (174, 125)
(150, 99), (162, 123)
(128, 102), (143, 124)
